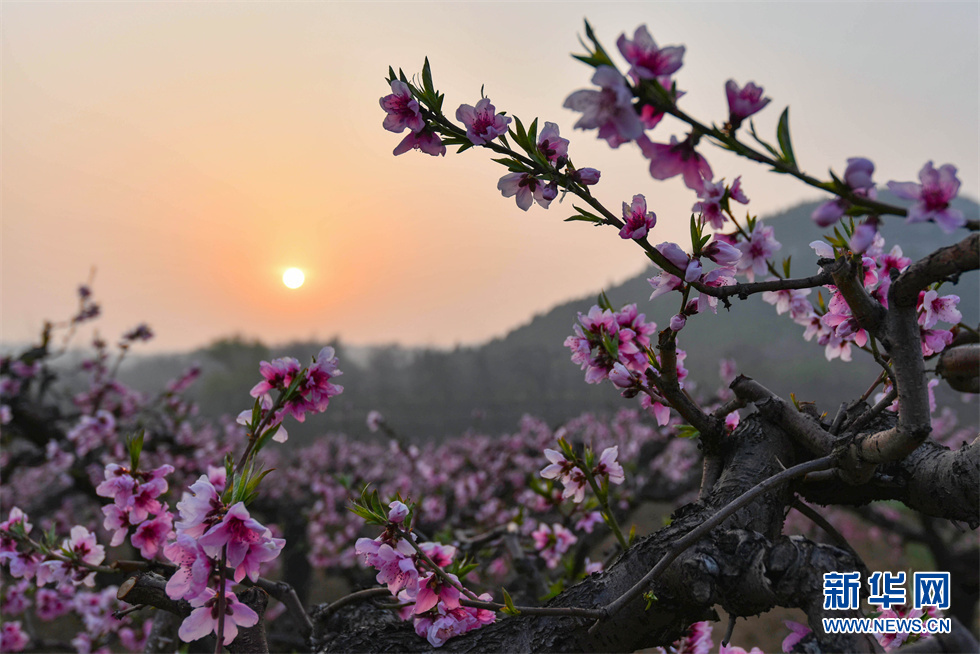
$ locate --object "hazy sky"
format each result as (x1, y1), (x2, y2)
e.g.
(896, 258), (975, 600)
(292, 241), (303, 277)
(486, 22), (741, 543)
(3, 2), (977, 352)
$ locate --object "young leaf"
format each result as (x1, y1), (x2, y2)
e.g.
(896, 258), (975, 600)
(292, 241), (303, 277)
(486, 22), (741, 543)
(776, 108), (797, 168)
(127, 430), (145, 471)
(421, 57), (434, 96)
(597, 290), (614, 312)
(501, 588), (521, 615)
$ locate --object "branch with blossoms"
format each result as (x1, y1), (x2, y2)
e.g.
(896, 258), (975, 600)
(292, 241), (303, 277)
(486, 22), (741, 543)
(366, 17), (980, 654)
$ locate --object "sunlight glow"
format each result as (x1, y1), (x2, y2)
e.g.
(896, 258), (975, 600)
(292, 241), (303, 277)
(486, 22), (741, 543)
(283, 267), (305, 289)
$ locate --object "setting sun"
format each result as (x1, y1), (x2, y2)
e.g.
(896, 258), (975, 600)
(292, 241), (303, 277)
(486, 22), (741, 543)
(283, 267), (305, 289)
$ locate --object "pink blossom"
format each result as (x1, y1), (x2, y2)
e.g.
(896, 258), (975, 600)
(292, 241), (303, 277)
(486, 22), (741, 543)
(414, 572), (461, 614)
(497, 173), (555, 211)
(561, 468), (588, 504)
(725, 80), (770, 128)
(198, 502), (285, 583)
(393, 129), (446, 157)
(812, 158), (877, 227)
(37, 526), (105, 587)
(594, 446), (625, 484)
(917, 290), (961, 329)
(670, 313), (687, 332)
(617, 25), (685, 80)
(921, 328), (953, 357)
(388, 501), (409, 524)
(564, 66), (644, 147)
(101, 505), (131, 546)
(295, 345), (344, 419)
(692, 179), (727, 228)
(536, 122), (569, 164)
(178, 587), (259, 646)
(608, 362), (634, 388)
(657, 242), (698, 282)
(640, 393), (671, 426)
(575, 511), (603, 534)
(584, 557), (604, 574)
(0, 507), (31, 551)
(572, 167), (601, 185)
(639, 134), (712, 192)
(729, 176), (749, 204)
(175, 476), (223, 538)
(619, 194), (657, 240)
(380, 80), (425, 134)
(762, 287), (812, 320)
(35, 587), (72, 621)
(355, 537), (419, 595)
(703, 238), (740, 266)
(735, 221), (781, 281)
(530, 523), (577, 568)
(850, 216), (880, 253)
(366, 410), (384, 432)
(455, 98), (511, 145)
(419, 542), (456, 568)
(1, 622), (28, 652)
(888, 162), (965, 232)
(782, 619), (811, 652)
(719, 644), (764, 654)
(541, 448), (574, 482)
(131, 511), (174, 559)
(164, 534), (213, 601)
(649, 271), (684, 300)
(250, 356), (302, 398)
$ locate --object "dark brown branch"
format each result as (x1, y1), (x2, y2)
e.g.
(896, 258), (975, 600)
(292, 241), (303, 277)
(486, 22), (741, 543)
(890, 233), (979, 308)
(730, 376), (833, 455)
(117, 573), (191, 618)
(596, 455), (836, 623)
(936, 343), (979, 393)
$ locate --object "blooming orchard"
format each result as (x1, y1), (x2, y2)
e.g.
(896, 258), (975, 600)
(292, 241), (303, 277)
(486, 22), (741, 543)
(1, 18), (977, 654)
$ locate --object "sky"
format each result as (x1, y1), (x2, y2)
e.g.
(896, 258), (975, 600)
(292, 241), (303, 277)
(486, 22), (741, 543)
(2, 2), (978, 353)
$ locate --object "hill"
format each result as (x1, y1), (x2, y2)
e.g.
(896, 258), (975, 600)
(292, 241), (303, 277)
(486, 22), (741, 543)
(119, 194), (979, 442)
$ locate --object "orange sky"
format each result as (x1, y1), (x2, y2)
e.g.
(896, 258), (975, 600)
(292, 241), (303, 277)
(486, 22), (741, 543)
(2, 2), (977, 352)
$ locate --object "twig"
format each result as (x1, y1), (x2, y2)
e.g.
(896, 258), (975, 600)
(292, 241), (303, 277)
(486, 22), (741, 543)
(591, 455), (836, 629)
(722, 614), (736, 647)
(829, 402), (848, 436)
(394, 527), (479, 600)
(315, 587), (392, 621)
(789, 499), (867, 573)
(842, 388), (897, 435)
(459, 596), (605, 619)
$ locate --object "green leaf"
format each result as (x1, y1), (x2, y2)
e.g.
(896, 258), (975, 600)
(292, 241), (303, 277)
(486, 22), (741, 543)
(597, 290), (614, 312)
(782, 256), (792, 278)
(421, 57), (434, 96)
(776, 108), (797, 168)
(676, 424), (700, 439)
(127, 430), (145, 471)
(527, 118), (539, 147)
(387, 66), (397, 84)
(501, 588), (521, 615)
(628, 523), (637, 546)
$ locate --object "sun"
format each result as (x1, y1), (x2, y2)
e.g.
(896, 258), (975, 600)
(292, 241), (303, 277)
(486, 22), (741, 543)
(282, 267), (305, 289)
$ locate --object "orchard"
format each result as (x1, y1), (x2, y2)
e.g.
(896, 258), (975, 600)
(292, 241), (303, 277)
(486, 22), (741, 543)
(1, 19), (977, 654)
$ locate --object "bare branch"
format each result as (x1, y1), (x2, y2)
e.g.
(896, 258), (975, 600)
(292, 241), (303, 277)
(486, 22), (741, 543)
(730, 376), (833, 455)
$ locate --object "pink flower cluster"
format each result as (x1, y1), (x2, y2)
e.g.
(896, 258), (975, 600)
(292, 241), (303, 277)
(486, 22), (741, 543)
(380, 80), (446, 156)
(249, 346), (344, 433)
(97, 463), (175, 559)
(812, 157), (877, 228)
(540, 445), (624, 504)
(163, 474), (283, 644)
(530, 522), (577, 568)
(354, 502), (495, 648)
(888, 162), (965, 233)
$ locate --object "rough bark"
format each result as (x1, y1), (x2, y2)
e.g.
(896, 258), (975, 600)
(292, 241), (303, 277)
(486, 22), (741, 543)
(313, 415), (879, 653)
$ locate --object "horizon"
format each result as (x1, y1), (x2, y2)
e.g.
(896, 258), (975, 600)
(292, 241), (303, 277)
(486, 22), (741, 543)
(3, 3), (978, 353)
